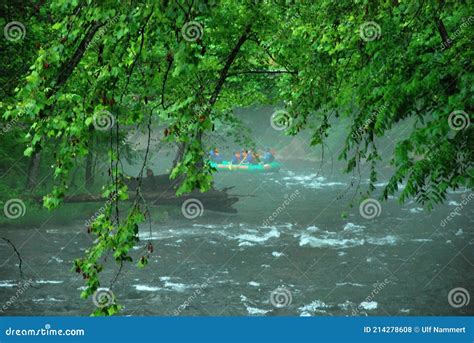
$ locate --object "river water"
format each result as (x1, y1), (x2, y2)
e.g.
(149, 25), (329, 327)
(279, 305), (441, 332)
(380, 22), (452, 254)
(1, 165), (473, 316)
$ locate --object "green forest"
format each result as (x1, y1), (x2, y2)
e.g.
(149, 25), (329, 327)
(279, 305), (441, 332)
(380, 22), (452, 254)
(0, 0), (472, 316)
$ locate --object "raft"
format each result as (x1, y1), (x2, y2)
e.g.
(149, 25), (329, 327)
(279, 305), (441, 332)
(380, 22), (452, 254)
(210, 160), (281, 172)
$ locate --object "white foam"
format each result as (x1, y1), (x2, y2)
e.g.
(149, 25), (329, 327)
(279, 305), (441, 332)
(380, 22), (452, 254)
(246, 306), (270, 315)
(0, 280), (16, 288)
(282, 173), (346, 189)
(239, 241), (255, 247)
(248, 281), (260, 287)
(336, 282), (364, 287)
(367, 235), (398, 246)
(299, 300), (330, 314)
(49, 256), (63, 263)
(164, 281), (190, 292)
(32, 297), (63, 303)
(192, 223), (234, 229)
(299, 233), (364, 249)
(409, 207), (423, 213)
(236, 227), (280, 244)
(455, 229), (464, 236)
(240, 295), (270, 315)
(359, 301), (377, 310)
(272, 251), (284, 257)
(300, 223), (399, 249)
(343, 223), (365, 232)
(447, 188), (470, 194)
(134, 284), (162, 292)
(338, 300), (355, 311)
(35, 280), (63, 285)
(449, 201), (460, 206)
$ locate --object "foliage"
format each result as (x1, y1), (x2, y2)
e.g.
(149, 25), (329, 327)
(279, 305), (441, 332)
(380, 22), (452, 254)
(1, 0), (472, 314)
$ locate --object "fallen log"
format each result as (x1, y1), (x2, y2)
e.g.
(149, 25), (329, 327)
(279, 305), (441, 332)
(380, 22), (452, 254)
(32, 187), (239, 214)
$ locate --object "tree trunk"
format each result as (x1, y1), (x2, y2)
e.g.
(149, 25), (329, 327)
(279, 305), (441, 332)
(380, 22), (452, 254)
(435, 17), (451, 49)
(85, 151), (94, 190)
(172, 142), (186, 169)
(25, 152), (41, 190)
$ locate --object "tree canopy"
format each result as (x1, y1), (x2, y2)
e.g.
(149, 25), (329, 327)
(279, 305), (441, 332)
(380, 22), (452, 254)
(1, 0), (472, 315)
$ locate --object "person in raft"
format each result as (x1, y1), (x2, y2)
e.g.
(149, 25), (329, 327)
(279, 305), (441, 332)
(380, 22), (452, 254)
(241, 150), (254, 164)
(262, 148), (275, 164)
(209, 148), (224, 163)
(252, 150), (261, 164)
(231, 151), (242, 164)
(246, 149), (260, 164)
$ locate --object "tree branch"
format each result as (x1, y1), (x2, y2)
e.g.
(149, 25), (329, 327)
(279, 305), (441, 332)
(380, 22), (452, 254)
(434, 16), (451, 49)
(161, 56), (173, 110)
(227, 69), (296, 77)
(1, 237), (24, 279)
(53, 21), (106, 92)
(209, 24), (252, 106)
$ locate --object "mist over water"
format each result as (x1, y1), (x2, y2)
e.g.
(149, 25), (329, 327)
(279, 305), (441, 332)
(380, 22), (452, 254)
(1, 107), (473, 316)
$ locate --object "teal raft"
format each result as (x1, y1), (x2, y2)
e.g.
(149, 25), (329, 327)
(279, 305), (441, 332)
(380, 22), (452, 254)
(210, 160), (281, 172)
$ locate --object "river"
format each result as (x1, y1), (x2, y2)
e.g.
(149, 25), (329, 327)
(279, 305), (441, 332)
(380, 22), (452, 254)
(1, 164), (473, 316)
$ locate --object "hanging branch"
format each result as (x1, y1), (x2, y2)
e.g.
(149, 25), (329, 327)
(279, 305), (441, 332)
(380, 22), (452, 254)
(161, 55), (173, 110)
(53, 21), (106, 91)
(209, 24), (252, 107)
(108, 9), (153, 288)
(1, 237), (24, 279)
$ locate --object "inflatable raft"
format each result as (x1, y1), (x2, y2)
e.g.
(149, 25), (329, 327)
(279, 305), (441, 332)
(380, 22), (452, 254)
(210, 161), (281, 172)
